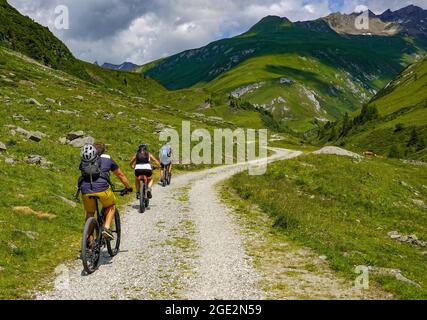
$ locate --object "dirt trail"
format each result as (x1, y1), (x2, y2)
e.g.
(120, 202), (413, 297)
(37, 148), (384, 300)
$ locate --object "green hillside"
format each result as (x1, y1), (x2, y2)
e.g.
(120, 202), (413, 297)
(315, 56), (427, 160)
(0, 0), (89, 79)
(0, 44), (273, 298)
(144, 16), (425, 131)
(228, 154), (427, 299)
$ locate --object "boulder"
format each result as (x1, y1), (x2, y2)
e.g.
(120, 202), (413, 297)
(26, 98), (43, 107)
(0, 141), (6, 151)
(66, 131), (85, 141)
(57, 196), (77, 208)
(104, 113), (114, 120)
(12, 114), (30, 122)
(15, 127), (30, 136)
(19, 80), (35, 86)
(313, 146), (362, 159)
(25, 155), (52, 167)
(4, 157), (15, 164)
(28, 132), (42, 143)
(25, 154), (44, 165)
(68, 136), (95, 148)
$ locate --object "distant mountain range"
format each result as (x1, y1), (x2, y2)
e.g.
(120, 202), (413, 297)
(143, 5), (427, 131)
(99, 62), (138, 71)
(323, 5), (427, 37)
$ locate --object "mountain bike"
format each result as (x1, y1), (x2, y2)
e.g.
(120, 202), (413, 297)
(81, 188), (131, 274)
(161, 163), (172, 187)
(137, 167), (157, 213)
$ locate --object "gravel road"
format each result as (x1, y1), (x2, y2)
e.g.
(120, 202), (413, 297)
(37, 148), (301, 300)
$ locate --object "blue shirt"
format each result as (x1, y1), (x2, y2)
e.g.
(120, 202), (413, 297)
(159, 145), (172, 165)
(80, 154), (119, 194)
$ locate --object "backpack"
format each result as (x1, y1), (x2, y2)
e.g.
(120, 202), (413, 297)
(77, 155), (111, 193)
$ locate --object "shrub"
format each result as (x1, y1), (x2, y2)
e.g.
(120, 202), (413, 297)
(388, 144), (404, 158)
(394, 123), (404, 133)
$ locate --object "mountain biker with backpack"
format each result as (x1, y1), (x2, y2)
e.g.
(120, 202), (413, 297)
(77, 143), (132, 241)
(159, 142), (173, 184)
(130, 144), (160, 200)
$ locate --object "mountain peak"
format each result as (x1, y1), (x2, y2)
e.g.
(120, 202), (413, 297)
(323, 11), (400, 36)
(101, 62), (138, 71)
(249, 16), (292, 33)
(379, 4), (427, 37)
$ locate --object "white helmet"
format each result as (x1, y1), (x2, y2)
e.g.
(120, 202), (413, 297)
(81, 144), (97, 161)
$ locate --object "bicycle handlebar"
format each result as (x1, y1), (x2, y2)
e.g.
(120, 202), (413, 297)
(112, 187), (133, 196)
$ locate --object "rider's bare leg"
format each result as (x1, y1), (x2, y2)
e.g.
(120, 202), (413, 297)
(148, 178), (154, 190)
(104, 205), (116, 230)
(135, 179), (141, 193)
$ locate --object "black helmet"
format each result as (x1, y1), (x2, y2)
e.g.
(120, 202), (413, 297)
(139, 144), (148, 152)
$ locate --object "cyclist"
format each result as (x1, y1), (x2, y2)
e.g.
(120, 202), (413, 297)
(79, 143), (132, 241)
(130, 144), (160, 199)
(159, 142), (173, 184)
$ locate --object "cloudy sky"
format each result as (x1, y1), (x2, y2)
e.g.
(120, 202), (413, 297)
(8, 0), (427, 65)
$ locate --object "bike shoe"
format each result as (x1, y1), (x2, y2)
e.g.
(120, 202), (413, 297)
(136, 192), (140, 200)
(102, 228), (115, 241)
(147, 190), (152, 199)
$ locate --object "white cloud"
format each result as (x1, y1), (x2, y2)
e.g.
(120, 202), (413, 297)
(7, 0), (427, 65)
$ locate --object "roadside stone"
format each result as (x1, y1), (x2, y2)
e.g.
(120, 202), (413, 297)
(422, 251), (427, 256)
(368, 266), (420, 288)
(75, 95), (84, 101)
(0, 141), (6, 151)
(58, 137), (67, 145)
(45, 98), (56, 104)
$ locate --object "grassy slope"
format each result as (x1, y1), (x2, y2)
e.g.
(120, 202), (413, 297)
(145, 16), (424, 131)
(0, 0), (90, 81)
(316, 56), (427, 160)
(228, 154), (427, 299)
(0, 44), (300, 298)
(0, 45), (245, 298)
(346, 57), (427, 160)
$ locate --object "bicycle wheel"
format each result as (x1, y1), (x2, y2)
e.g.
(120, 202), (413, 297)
(139, 184), (146, 213)
(167, 170), (172, 185)
(106, 209), (121, 257)
(162, 172), (167, 187)
(81, 217), (101, 274)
